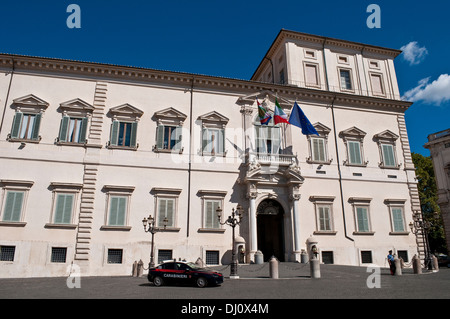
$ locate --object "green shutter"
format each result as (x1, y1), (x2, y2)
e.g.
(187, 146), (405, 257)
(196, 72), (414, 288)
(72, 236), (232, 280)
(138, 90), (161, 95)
(130, 122), (138, 148)
(156, 125), (165, 149)
(173, 126), (183, 151)
(78, 117), (88, 144)
(3, 191), (24, 222)
(31, 113), (42, 141)
(54, 194), (74, 224)
(349, 141), (362, 164)
(202, 128), (209, 153)
(392, 208), (404, 232)
(109, 196), (126, 226)
(219, 129), (225, 155)
(382, 144), (396, 167)
(110, 121), (119, 146)
(356, 207), (369, 232)
(59, 116), (70, 142)
(312, 138), (325, 161)
(10, 112), (23, 139)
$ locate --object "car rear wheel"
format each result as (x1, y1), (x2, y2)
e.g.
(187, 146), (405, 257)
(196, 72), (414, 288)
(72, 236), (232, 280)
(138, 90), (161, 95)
(153, 276), (164, 287)
(196, 277), (207, 288)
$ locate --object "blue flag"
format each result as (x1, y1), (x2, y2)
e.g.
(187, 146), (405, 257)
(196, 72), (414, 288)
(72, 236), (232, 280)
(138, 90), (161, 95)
(289, 102), (319, 136)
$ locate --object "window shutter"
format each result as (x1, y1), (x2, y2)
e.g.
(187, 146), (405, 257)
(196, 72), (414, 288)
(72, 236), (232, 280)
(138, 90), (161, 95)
(392, 208), (404, 232)
(110, 121), (119, 146)
(166, 199), (174, 227)
(78, 117), (88, 144)
(10, 112), (23, 139)
(271, 127), (281, 154)
(58, 116), (70, 142)
(202, 128), (209, 153)
(219, 129), (225, 155)
(31, 113), (42, 141)
(54, 194), (74, 224)
(349, 141), (362, 164)
(3, 191), (24, 222)
(205, 200), (220, 228)
(356, 207), (369, 232)
(158, 198), (174, 227)
(173, 126), (183, 151)
(382, 144), (396, 167)
(156, 125), (165, 149)
(312, 138), (325, 162)
(109, 196), (126, 226)
(130, 122), (138, 148)
(255, 126), (267, 154)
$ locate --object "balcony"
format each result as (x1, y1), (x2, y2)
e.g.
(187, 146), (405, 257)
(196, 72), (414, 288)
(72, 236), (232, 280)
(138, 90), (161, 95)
(246, 152), (298, 167)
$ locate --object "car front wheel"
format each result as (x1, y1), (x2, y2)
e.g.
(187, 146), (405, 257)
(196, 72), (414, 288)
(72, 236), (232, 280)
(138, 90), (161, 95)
(196, 277), (207, 288)
(153, 276), (164, 287)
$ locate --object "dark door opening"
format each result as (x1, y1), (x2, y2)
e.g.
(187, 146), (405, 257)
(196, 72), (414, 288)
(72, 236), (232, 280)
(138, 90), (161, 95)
(257, 199), (284, 262)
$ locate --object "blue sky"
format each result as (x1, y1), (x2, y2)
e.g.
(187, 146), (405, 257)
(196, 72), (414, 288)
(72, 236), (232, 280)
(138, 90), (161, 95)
(1, 0), (448, 156)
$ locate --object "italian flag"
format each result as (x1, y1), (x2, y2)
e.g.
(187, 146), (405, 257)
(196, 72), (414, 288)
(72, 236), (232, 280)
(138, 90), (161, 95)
(273, 98), (290, 124)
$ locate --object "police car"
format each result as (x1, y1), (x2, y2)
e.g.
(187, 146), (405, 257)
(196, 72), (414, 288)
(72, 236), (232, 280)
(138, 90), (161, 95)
(148, 261), (224, 288)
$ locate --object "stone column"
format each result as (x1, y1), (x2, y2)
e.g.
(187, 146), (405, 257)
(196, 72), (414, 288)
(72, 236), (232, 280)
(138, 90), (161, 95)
(247, 184), (258, 262)
(290, 188), (301, 262)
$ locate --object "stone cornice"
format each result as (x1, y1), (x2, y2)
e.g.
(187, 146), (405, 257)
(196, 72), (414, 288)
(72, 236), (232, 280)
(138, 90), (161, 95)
(0, 53), (412, 113)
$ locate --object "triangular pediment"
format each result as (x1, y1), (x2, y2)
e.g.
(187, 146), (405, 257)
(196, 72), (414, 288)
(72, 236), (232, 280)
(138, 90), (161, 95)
(12, 94), (49, 109)
(59, 98), (94, 112)
(339, 126), (366, 138)
(312, 122), (331, 135)
(373, 129), (399, 141)
(198, 111), (229, 124)
(154, 107), (187, 121)
(109, 103), (144, 118)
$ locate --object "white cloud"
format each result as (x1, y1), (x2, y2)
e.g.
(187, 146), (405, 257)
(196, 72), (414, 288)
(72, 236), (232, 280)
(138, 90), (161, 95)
(400, 41), (428, 65)
(402, 74), (450, 105)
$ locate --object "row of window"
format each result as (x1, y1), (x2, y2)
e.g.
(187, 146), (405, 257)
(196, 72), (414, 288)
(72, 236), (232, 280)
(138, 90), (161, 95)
(0, 180), (409, 236)
(310, 196), (409, 235)
(321, 249), (410, 265)
(7, 95), (402, 168)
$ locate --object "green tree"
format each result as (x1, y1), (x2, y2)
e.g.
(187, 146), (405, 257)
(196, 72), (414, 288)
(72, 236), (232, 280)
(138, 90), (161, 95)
(412, 152), (447, 254)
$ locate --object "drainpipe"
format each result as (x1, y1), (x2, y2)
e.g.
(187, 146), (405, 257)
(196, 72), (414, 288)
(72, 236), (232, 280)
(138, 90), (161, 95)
(322, 41), (354, 243)
(0, 58), (15, 135)
(186, 76), (195, 237)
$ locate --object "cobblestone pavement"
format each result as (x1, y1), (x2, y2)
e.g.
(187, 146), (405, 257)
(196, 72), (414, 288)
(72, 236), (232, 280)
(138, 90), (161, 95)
(0, 263), (449, 300)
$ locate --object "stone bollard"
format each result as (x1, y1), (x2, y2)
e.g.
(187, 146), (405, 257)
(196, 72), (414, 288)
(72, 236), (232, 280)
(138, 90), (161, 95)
(300, 250), (308, 264)
(432, 255), (439, 272)
(310, 258), (321, 279)
(394, 257), (402, 276)
(412, 254), (422, 274)
(269, 256), (279, 279)
(137, 259), (144, 277)
(132, 261), (138, 277)
(255, 250), (264, 265)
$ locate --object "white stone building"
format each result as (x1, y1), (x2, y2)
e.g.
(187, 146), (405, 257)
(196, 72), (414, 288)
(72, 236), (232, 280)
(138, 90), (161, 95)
(0, 30), (421, 278)
(424, 129), (450, 252)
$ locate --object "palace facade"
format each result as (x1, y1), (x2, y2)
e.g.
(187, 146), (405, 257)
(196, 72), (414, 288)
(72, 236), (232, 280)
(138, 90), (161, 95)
(0, 30), (422, 278)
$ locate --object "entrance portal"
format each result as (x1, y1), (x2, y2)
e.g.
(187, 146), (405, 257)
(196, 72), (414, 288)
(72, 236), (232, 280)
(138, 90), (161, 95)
(257, 199), (284, 262)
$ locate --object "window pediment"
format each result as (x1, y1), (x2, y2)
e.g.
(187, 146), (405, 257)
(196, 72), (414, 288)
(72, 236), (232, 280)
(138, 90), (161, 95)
(12, 94), (49, 112)
(312, 122), (331, 136)
(373, 130), (399, 143)
(153, 107), (187, 126)
(339, 126), (366, 140)
(59, 98), (94, 116)
(198, 111), (229, 128)
(108, 104), (144, 121)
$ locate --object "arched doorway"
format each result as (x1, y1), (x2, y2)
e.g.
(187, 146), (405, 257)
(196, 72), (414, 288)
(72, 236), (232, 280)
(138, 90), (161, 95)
(257, 199), (285, 261)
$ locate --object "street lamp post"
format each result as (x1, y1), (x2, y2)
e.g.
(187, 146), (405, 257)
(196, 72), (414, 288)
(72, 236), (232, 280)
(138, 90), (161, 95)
(409, 212), (437, 269)
(217, 205), (243, 279)
(142, 215), (168, 268)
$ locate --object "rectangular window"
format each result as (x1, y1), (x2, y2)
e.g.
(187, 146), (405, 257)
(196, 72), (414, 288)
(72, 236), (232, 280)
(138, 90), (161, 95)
(107, 249), (123, 264)
(322, 251), (334, 264)
(158, 198), (175, 227)
(0, 246), (15, 262)
(339, 69), (352, 90)
(381, 144), (396, 167)
(205, 251), (220, 265)
(202, 128), (225, 155)
(391, 207), (405, 232)
(348, 141), (362, 165)
(356, 206), (370, 232)
(51, 247), (67, 263)
(10, 112), (42, 141)
(53, 193), (74, 224)
(305, 64), (319, 87)
(398, 250), (409, 262)
(255, 126), (281, 154)
(109, 121), (137, 148)
(2, 191), (24, 222)
(204, 200), (221, 229)
(158, 250), (173, 264)
(370, 74), (384, 95)
(311, 137), (326, 162)
(317, 205), (332, 231)
(361, 251), (373, 264)
(59, 117), (88, 144)
(108, 196), (127, 226)
(156, 125), (182, 151)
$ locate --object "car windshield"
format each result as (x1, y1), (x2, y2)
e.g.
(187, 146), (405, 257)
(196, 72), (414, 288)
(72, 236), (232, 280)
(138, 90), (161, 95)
(185, 262), (209, 270)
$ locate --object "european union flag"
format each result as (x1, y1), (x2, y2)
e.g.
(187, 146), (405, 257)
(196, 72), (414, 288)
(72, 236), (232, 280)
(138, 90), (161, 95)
(289, 102), (319, 136)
